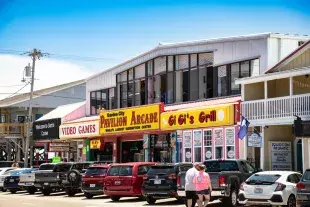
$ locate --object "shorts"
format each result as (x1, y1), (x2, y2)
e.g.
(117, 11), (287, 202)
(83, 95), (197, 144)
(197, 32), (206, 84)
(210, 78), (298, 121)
(197, 189), (210, 195)
(185, 191), (197, 199)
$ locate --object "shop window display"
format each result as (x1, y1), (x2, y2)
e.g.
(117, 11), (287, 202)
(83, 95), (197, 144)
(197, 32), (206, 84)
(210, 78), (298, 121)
(193, 130), (202, 162)
(225, 128), (235, 159)
(214, 128), (224, 159)
(121, 141), (144, 163)
(203, 130), (213, 160)
(183, 131), (192, 162)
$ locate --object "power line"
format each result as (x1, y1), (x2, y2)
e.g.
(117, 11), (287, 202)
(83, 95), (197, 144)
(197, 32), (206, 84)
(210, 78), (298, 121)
(0, 92), (85, 101)
(0, 84), (25, 88)
(2, 83), (29, 99)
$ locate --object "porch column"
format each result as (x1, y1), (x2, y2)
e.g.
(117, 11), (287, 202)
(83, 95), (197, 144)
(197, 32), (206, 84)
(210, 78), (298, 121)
(240, 84), (247, 160)
(302, 139), (310, 172)
(260, 126), (265, 170)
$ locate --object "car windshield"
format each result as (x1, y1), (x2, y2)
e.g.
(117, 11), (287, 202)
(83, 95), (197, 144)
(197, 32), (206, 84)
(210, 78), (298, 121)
(246, 174), (281, 184)
(39, 164), (55, 171)
(179, 165), (192, 172)
(302, 170), (310, 181)
(85, 167), (107, 176)
(147, 166), (175, 176)
(108, 166), (133, 176)
(204, 161), (239, 172)
(10, 170), (25, 176)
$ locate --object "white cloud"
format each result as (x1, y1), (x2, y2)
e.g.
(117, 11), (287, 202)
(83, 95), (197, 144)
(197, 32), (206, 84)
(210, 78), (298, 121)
(0, 54), (93, 100)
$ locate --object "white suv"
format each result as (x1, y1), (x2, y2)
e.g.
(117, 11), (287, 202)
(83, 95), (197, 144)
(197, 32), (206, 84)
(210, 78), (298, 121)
(238, 171), (301, 207)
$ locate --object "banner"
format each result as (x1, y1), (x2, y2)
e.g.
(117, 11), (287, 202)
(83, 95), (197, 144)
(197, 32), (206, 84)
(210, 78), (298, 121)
(90, 139), (101, 149)
(33, 118), (61, 140)
(59, 120), (99, 139)
(161, 105), (234, 130)
(49, 142), (70, 152)
(99, 103), (163, 134)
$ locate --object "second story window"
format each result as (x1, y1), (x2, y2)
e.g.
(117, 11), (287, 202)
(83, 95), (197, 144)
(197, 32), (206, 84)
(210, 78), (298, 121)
(90, 87), (116, 115)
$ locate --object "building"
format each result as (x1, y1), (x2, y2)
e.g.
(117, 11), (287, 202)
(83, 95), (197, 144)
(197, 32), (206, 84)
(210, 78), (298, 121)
(0, 79), (86, 164)
(66, 33), (309, 163)
(236, 40), (310, 172)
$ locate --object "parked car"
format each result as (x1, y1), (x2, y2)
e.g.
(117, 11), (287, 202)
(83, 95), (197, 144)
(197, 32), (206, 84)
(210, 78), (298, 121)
(0, 167), (16, 192)
(3, 168), (38, 194)
(62, 162), (93, 196)
(238, 171), (301, 207)
(19, 163), (53, 194)
(296, 169), (310, 207)
(142, 163), (193, 204)
(197, 159), (260, 207)
(0, 161), (24, 168)
(81, 164), (110, 199)
(104, 162), (156, 201)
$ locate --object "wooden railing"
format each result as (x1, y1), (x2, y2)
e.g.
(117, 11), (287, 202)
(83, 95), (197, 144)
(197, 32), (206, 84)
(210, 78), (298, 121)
(0, 123), (28, 137)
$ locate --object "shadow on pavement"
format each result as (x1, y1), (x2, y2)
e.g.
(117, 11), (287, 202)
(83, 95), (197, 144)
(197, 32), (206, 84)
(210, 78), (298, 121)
(107, 198), (145, 203)
(36, 192), (67, 197)
(143, 200), (182, 206)
(81, 195), (109, 200)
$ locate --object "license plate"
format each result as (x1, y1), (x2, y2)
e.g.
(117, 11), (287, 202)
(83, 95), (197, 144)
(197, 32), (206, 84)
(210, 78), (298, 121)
(44, 183), (49, 185)
(114, 181), (121, 185)
(154, 179), (161, 184)
(90, 184), (95, 188)
(10, 179), (14, 182)
(254, 188), (263, 194)
(25, 182), (33, 186)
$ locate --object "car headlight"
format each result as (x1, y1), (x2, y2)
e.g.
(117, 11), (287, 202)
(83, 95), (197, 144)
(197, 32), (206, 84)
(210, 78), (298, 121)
(57, 174), (60, 179)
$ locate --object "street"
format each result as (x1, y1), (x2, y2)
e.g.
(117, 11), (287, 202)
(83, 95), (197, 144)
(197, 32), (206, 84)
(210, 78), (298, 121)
(0, 191), (222, 207)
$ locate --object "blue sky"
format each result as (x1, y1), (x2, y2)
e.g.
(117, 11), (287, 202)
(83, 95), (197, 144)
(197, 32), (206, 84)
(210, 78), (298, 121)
(0, 0), (310, 72)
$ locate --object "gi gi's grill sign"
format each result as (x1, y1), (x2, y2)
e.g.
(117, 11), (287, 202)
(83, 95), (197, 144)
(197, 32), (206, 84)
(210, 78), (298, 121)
(33, 118), (61, 140)
(99, 103), (163, 134)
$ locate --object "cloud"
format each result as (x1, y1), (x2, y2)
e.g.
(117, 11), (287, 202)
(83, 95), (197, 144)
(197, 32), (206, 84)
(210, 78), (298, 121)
(0, 54), (92, 100)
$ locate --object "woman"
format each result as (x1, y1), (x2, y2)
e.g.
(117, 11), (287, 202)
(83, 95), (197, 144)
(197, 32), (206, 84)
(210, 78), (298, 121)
(11, 160), (19, 168)
(193, 164), (212, 207)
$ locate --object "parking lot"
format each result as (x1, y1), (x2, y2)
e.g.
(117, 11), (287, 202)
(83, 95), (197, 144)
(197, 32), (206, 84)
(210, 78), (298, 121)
(0, 191), (223, 207)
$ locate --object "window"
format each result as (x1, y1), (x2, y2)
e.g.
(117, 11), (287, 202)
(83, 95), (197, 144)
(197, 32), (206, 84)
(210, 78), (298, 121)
(203, 130), (212, 160)
(138, 165), (150, 175)
(91, 92), (96, 115)
(214, 129), (224, 159)
(183, 131), (192, 162)
(147, 166), (175, 175)
(225, 128), (235, 159)
(107, 166), (133, 176)
(193, 130), (202, 162)
(90, 88), (115, 115)
(39, 164), (55, 171)
(85, 167), (107, 176)
(250, 59), (259, 76)
(240, 61), (250, 78)
(109, 88), (116, 109)
(54, 164), (72, 172)
(246, 174), (280, 184)
(205, 160), (238, 172)
(231, 63), (240, 95)
(167, 72), (174, 104)
(240, 161), (255, 173)
(128, 81), (134, 107)
(217, 66), (228, 97)
(190, 54), (199, 101)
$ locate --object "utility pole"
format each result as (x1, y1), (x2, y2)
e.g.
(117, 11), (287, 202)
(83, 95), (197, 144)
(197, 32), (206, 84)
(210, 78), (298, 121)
(24, 49), (43, 168)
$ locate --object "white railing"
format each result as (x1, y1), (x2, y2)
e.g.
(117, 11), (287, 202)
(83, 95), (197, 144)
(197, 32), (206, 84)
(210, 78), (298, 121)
(241, 93), (310, 121)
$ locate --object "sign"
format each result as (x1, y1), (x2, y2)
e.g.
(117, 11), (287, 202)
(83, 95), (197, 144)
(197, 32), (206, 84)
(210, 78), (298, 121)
(247, 132), (262, 148)
(226, 128), (235, 146)
(59, 120), (99, 139)
(270, 141), (292, 171)
(90, 139), (101, 149)
(183, 131), (192, 148)
(99, 103), (162, 134)
(161, 105), (234, 130)
(33, 118), (61, 140)
(193, 130), (202, 147)
(52, 156), (61, 163)
(49, 142), (70, 152)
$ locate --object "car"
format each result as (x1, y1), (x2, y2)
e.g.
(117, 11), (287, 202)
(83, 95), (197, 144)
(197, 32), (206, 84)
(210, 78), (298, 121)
(3, 168), (37, 194)
(81, 164), (110, 199)
(142, 163), (193, 204)
(104, 162), (156, 201)
(296, 169), (310, 207)
(238, 171), (301, 207)
(19, 164), (53, 194)
(0, 167), (16, 192)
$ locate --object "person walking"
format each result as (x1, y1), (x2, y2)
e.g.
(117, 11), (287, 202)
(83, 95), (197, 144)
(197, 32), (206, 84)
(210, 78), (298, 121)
(193, 165), (212, 207)
(185, 162), (200, 207)
(11, 160), (19, 168)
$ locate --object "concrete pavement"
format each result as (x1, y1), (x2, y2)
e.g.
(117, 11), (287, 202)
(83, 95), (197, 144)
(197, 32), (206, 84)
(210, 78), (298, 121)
(0, 191), (222, 207)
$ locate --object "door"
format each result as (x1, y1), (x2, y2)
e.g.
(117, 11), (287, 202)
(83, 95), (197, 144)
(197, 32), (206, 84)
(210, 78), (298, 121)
(106, 166), (133, 191)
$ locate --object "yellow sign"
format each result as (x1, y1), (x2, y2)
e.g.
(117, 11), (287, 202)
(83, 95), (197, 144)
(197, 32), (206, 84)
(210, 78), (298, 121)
(90, 139), (101, 149)
(161, 105), (234, 130)
(99, 103), (163, 134)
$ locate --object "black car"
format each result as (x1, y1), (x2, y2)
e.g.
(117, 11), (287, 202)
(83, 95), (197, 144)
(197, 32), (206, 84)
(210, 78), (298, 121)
(142, 163), (193, 204)
(4, 168), (37, 194)
(297, 169), (310, 207)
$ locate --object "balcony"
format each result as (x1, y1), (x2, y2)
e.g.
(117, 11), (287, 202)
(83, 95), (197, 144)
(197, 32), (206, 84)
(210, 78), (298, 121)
(0, 123), (28, 138)
(241, 93), (310, 125)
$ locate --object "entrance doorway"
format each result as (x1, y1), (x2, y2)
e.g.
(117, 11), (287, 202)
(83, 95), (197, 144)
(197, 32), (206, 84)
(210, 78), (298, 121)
(120, 141), (143, 163)
(296, 139), (303, 173)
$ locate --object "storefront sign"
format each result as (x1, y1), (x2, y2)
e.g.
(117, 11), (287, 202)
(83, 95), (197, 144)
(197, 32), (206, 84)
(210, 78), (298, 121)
(99, 103), (162, 134)
(49, 142), (70, 152)
(270, 141), (292, 171)
(33, 118), (61, 140)
(247, 132), (262, 148)
(59, 120), (99, 139)
(161, 105), (234, 130)
(90, 139), (101, 149)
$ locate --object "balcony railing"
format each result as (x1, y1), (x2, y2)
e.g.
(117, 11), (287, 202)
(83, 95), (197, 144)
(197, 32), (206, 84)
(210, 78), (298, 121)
(0, 123), (28, 137)
(241, 93), (310, 122)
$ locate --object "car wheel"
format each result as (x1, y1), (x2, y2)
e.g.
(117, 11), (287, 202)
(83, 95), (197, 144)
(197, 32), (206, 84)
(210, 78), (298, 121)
(287, 195), (296, 207)
(84, 193), (93, 199)
(223, 188), (238, 207)
(27, 187), (36, 195)
(66, 189), (77, 197)
(146, 196), (156, 205)
(10, 189), (17, 194)
(1, 188), (7, 192)
(42, 189), (51, 196)
(111, 196), (121, 202)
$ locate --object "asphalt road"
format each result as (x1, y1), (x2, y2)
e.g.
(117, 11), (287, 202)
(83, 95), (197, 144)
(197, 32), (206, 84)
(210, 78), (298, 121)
(0, 191), (223, 207)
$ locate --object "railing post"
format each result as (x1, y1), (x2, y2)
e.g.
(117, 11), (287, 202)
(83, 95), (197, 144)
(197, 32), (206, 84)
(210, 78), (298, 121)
(290, 76), (293, 117)
(264, 81), (268, 119)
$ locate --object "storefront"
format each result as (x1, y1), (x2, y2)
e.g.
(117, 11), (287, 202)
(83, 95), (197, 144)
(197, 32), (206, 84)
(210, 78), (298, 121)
(160, 101), (240, 163)
(99, 103), (169, 163)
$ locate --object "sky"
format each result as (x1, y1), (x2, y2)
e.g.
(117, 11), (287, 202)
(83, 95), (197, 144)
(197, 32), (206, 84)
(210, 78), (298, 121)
(0, 0), (309, 99)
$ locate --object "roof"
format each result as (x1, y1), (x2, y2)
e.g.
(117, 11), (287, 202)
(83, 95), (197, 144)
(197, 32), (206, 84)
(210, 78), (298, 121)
(265, 40), (310, 74)
(0, 79), (86, 107)
(87, 33), (309, 81)
(62, 115), (98, 124)
(37, 101), (85, 121)
(254, 171), (299, 175)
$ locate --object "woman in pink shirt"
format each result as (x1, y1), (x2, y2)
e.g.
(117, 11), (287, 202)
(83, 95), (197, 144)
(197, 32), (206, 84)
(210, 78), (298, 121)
(193, 165), (212, 207)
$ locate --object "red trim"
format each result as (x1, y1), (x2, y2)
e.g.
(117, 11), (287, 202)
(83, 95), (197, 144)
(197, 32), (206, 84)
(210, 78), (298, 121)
(235, 125), (240, 159)
(265, 40), (310, 74)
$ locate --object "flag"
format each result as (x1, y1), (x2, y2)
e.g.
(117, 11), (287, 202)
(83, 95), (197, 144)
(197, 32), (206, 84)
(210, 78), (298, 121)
(238, 116), (250, 140)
